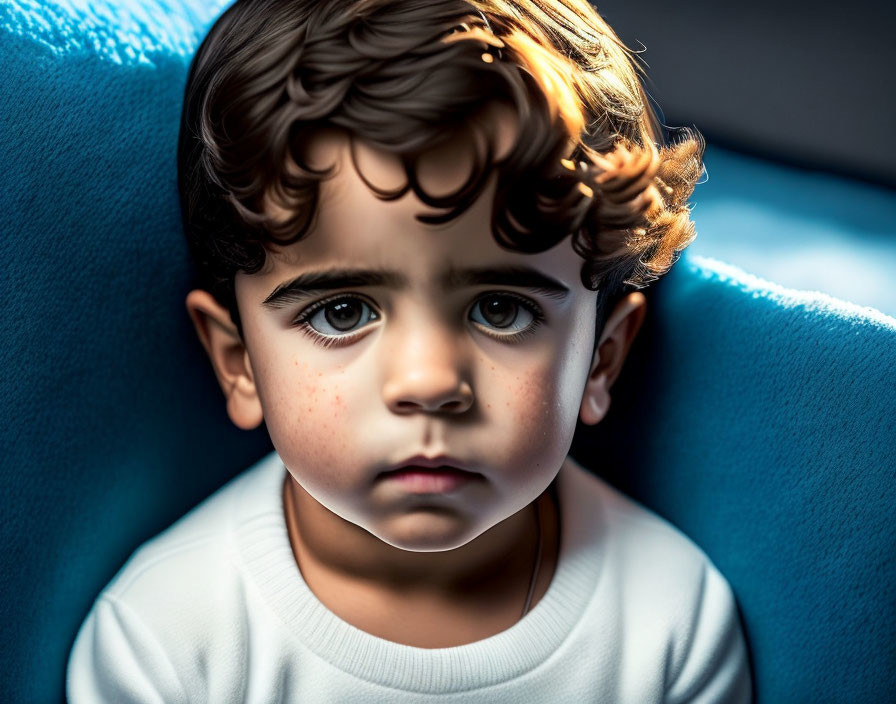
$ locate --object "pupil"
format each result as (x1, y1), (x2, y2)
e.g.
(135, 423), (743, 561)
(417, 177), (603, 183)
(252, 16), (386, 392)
(325, 301), (362, 331)
(482, 296), (516, 327)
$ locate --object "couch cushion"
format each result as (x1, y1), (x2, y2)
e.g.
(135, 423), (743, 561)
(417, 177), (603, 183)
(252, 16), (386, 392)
(2, 1), (894, 702)
(0, 3), (270, 702)
(572, 251), (896, 702)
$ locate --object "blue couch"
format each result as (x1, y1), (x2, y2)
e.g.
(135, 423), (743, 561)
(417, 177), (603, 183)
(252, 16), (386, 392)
(2, 2), (894, 702)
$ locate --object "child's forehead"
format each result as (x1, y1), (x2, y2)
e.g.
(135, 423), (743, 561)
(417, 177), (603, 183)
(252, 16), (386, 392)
(254, 116), (587, 297)
(266, 149), (573, 277)
(270, 130), (500, 263)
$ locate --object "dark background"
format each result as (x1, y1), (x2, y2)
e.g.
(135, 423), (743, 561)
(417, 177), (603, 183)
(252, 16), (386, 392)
(596, 0), (896, 187)
(589, 0), (896, 318)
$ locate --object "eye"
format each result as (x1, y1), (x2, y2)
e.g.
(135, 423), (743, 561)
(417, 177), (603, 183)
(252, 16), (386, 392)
(469, 292), (544, 339)
(293, 295), (380, 341)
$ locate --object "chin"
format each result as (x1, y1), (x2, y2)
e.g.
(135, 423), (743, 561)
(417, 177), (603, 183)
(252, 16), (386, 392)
(372, 515), (487, 552)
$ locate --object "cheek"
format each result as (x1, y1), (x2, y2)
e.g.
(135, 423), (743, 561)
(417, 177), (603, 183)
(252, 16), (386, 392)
(492, 351), (585, 469)
(255, 358), (366, 490)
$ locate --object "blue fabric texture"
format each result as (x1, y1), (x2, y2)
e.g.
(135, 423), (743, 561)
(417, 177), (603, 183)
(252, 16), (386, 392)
(0, 3), (270, 703)
(688, 145), (896, 318)
(572, 253), (896, 702)
(1, 2), (894, 702)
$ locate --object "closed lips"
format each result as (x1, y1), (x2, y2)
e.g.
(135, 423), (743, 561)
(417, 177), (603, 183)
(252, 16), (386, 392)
(386, 455), (476, 473)
(387, 466), (475, 475)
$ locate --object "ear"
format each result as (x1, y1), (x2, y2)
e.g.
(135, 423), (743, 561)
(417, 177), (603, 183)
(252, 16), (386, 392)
(579, 291), (647, 425)
(185, 289), (264, 430)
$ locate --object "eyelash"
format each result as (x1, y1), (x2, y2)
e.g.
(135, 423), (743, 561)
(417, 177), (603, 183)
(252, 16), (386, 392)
(290, 295), (379, 350)
(470, 292), (546, 343)
(290, 292), (546, 348)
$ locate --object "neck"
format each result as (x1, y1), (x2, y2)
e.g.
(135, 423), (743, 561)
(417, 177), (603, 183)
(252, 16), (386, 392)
(283, 474), (551, 601)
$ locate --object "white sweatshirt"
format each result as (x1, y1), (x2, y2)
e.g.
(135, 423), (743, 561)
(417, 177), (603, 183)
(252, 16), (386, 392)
(67, 451), (752, 703)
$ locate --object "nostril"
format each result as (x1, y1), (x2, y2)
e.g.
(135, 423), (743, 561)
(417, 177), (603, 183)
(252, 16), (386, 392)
(392, 397), (471, 413)
(385, 379), (475, 414)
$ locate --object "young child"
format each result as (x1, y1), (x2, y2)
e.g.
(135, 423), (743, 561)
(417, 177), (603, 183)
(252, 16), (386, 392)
(68, 0), (752, 700)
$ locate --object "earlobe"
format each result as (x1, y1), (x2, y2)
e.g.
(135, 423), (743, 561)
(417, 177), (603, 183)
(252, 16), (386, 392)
(580, 371), (610, 425)
(185, 289), (264, 430)
(226, 381), (265, 430)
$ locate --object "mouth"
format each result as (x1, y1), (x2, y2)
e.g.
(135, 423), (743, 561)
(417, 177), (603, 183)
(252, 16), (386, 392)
(378, 455), (482, 494)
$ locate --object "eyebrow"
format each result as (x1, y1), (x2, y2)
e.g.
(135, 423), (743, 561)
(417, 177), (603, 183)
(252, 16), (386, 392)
(444, 266), (570, 298)
(261, 265), (571, 309)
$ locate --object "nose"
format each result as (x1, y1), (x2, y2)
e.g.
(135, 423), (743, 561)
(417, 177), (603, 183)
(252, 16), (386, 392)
(382, 326), (474, 414)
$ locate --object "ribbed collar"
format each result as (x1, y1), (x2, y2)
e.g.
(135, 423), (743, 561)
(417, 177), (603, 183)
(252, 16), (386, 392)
(234, 452), (606, 694)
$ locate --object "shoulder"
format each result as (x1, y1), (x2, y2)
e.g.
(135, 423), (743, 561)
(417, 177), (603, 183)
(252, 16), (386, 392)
(565, 456), (735, 619)
(106, 451), (282, 605)
(562, 456), (752, 702)
(67, 451), (286, 703)
(563, 455), (716, 588)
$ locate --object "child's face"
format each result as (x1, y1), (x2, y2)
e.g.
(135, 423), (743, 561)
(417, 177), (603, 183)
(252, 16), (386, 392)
(232, 125), (602, 552)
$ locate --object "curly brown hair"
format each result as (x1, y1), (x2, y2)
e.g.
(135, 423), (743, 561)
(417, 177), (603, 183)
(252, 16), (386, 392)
(177, 0), (705, 338)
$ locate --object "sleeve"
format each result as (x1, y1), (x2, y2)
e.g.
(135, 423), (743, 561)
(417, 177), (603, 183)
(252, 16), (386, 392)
(66, 594), (190, 704)
(664, 561), (754, 704)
